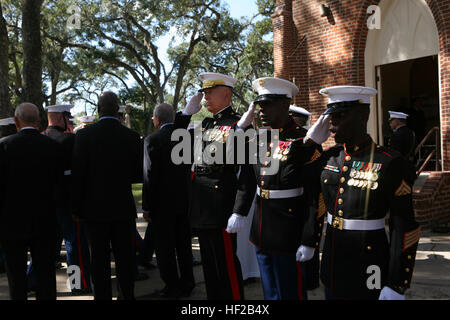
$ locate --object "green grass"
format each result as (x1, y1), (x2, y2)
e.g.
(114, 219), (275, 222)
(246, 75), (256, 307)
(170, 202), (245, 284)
(132, 183), (143, 209)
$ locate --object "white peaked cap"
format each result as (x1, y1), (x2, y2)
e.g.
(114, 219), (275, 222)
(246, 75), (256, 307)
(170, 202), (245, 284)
(0, 117), (15, 126)
(388, 111), (409, 120)
(252, 77), (299, 100)
(289, 105), (311, 117)
(198, 72), (237, 91)
(319, 86), (377, 104)
(77, 115), (96, 123)
(45, 104), (74, 113)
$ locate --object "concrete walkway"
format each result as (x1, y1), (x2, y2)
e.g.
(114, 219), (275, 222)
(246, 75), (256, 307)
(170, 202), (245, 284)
(0, 214), (449, 300)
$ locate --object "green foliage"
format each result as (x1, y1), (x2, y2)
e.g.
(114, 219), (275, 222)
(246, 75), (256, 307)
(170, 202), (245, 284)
(1, 0), (276, 120)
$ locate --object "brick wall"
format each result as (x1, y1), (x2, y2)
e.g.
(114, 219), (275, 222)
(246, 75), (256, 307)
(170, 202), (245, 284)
(413, 172), (450, 227)
(272, 0), (450, 159)
(425, 0), (450, 171)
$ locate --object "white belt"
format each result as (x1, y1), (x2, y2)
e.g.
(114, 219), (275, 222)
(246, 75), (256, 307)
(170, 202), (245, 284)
(327, 213), (385, 231)
(257, 186), (304, 199)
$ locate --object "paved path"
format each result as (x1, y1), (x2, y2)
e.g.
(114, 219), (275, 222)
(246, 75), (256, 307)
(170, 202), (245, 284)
(0, 214), (449, 300)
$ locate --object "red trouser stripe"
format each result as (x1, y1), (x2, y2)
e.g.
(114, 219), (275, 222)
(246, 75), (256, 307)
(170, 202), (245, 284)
(76, 221), (88, 289)
(296, 261), (304, 300)
(222, 229), (241, 300)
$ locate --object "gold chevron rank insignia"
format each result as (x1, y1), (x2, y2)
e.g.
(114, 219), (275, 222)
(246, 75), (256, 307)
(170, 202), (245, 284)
(306, 149), (322, 164)
(394, 179), (412, 196)
(317, 193), (326, 220)
(403, 226), (421, 251)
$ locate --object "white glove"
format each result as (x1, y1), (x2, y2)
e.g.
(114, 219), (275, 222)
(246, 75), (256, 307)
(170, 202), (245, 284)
(236, 102), (256, 130)
(306, 114), (331, 144)
(378, 286), (405, 300)
(226, 213), (246, 233)
(296, 245), (315, 262)
(182, 92), (203, 115)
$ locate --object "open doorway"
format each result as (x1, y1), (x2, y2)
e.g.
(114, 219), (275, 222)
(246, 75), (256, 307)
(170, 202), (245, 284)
(376, 55), (440, 148)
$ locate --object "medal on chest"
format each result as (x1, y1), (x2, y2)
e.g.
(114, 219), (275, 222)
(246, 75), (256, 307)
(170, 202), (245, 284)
(272, 141), (292, 162)
(347, 161), (382, 190)
(206, 125), (232, 143)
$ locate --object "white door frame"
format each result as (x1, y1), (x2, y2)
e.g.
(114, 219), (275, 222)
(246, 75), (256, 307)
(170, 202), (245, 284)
(364, 0), (440, 144)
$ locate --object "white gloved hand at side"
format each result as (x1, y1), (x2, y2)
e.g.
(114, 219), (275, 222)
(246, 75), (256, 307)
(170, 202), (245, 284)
(226, 213), (246, 233)
(306, 114), (331, 144)
(378, 286), (405, 300)
(182, 92), (203, 115)
(236, 102), (256, 130)
(296, 245), (315, 262)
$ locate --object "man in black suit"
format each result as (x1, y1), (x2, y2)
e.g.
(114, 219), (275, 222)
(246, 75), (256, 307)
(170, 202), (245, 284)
(71, 92), (143, 300)
(143, 103), (195, 298)
(0, 103), (62, 300)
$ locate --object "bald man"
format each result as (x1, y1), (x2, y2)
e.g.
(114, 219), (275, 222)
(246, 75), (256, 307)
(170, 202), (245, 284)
(71, 92), (143, 300)
(142, 103), (195, 298)
(0, 103), (63, 300)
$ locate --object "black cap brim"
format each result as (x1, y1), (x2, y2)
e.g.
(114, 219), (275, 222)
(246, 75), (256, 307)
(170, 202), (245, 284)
(254, 94), (290, 103)
(323, 101), (369, 115)
(62, 111), (74, 119)
(198, 85), (233, 92)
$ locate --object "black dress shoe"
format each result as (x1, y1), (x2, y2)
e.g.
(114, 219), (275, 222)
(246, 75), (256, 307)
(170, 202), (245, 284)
(71, 288), (93, 296)
(135, 272), (149, 281)
(158, 286), (182, 299)
(192, 259), (202, 266)
(140, 261), (157, 270)
(180, 286), (195, 298)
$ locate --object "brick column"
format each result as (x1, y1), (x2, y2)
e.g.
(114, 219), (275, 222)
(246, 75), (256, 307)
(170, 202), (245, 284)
(272, 0), (294, 80)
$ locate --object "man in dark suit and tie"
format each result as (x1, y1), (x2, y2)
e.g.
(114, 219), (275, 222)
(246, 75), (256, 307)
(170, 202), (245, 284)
(0, 103), (62, 300)
(71, 92), (143, 300)
(143, 103), (195, 298)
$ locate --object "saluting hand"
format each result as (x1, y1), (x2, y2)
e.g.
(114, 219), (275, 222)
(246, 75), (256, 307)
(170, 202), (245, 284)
(236, 102), (256, 130)
(306, 113), (331, 145)
(182, 92), (204, 115)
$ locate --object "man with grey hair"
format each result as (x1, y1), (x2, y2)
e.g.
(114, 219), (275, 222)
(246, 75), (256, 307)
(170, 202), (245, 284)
(142, 103), (195, 298)
(0, 103), (63, 300)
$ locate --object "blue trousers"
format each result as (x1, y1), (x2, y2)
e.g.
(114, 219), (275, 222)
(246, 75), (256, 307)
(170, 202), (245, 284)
(255, 248), (308, 300)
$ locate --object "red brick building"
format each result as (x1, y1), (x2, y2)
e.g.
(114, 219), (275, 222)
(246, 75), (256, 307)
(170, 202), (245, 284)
(271, 0), (450, 226)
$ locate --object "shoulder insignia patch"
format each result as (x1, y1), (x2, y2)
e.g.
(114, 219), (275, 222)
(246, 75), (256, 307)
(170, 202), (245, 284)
(395, 179), (412, 196)
(403, 226), (421, 251)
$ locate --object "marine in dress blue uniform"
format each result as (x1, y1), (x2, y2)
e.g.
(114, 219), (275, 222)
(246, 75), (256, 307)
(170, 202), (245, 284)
(42, 104), (92, 295)
(388, 111), (415, 160)
(246, 78), (323, 300)
(305, 86), (421, 300)
(289, 105), (322, 291)
(174, 73), (256, 300)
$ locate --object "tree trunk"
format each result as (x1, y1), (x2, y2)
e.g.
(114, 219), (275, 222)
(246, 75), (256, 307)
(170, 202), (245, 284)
(21, 0), (44, 116)
(0, 4), (12, 118)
